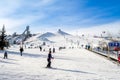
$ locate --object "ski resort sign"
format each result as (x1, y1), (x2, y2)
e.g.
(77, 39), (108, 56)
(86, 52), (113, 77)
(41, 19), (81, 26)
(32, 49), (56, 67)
(108, 42), (120, 51)
(108, 42), (120, 47)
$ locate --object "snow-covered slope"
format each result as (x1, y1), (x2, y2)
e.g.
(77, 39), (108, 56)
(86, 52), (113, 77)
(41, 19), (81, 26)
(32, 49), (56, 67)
(0, 47), (120, 80)
(1, 29), (120, 80)
(22, 29), (114, 52)
(38, 32), (56, 38)
(24, 29), (74, 48)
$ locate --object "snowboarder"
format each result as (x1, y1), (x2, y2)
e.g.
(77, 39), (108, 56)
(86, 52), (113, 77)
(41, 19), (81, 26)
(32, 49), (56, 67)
(20, 47), (24, 56)
(46, 50), (54, 68)
(4, 51), (8, 59)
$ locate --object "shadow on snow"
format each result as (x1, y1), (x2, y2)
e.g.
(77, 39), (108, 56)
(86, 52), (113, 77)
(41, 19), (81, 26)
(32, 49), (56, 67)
(0, 60), (18, 65)
(6, 50), (47, 58)
(46, 67), (96, 75)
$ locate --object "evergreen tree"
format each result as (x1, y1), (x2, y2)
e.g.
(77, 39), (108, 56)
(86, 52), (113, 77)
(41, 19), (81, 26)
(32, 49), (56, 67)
(0, 25), (8, 50)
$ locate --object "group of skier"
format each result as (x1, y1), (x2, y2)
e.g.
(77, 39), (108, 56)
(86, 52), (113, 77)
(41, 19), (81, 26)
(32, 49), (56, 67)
(3, 45), (120, 67)
(3, 46), (24, 59)
(39, 46), (55, 53)
(3, 46), (55, 68)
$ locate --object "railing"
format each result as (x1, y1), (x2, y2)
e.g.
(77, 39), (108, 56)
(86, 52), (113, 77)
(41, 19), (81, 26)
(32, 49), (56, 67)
(87, 48), (118, 62)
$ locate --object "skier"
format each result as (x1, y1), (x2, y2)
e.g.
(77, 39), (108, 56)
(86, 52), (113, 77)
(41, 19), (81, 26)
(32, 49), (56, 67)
(4, 51), (8, 59)
(46, 50), (54, 68)
(20, 47), (24, 56)
(49, 48), (51, 52)
(53, 48), (55, 53)
(43, 49), (45, 52)
(85, 45), (87, 49)
(39, 46), (42, 51)
(81, 44), (84, 48)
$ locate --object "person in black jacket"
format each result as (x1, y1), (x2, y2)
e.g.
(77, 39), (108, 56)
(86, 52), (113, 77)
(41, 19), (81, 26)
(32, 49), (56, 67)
(20, 47), (24, 56)
(39, 46), (42, 51)
(46, 50), (54, 68)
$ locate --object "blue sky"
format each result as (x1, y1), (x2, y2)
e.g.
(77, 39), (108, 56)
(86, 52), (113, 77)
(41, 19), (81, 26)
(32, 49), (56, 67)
(0, 0), (120, 34)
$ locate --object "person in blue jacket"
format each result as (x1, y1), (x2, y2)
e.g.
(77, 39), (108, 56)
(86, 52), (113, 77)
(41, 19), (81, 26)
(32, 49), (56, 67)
(4, 51), (8, 59)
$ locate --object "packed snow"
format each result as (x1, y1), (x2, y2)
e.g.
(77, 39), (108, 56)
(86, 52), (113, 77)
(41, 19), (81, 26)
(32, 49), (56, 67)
(1, 29), (120, 80)
(0, 46), (120, 80)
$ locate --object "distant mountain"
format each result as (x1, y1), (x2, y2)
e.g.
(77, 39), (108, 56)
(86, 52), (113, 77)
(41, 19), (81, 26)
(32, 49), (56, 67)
(38, 32), (56, 38)
(38, 37), (54, 43)
(37, 32), (56, 43)
(57, 29), (70, 35)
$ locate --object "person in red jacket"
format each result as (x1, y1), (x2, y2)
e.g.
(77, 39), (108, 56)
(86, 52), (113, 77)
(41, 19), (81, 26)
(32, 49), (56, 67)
(118, 54), (120, 63)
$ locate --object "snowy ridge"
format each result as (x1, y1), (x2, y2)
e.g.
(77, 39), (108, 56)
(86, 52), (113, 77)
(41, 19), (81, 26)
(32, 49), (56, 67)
(57, 29), (71, 36)
(23, 29), (72, 48)
(38, 32), (56, 38)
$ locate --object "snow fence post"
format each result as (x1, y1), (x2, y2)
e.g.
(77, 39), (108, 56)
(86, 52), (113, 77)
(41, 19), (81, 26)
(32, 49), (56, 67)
(117, 50), (120, 64)
(107, 44), (110, 59)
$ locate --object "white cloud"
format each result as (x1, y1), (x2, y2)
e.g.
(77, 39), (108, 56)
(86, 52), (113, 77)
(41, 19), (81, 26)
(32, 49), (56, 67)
(70, 21), (120, 36)
(0, 0), (119, 36)
(0, 0), (55, 34)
